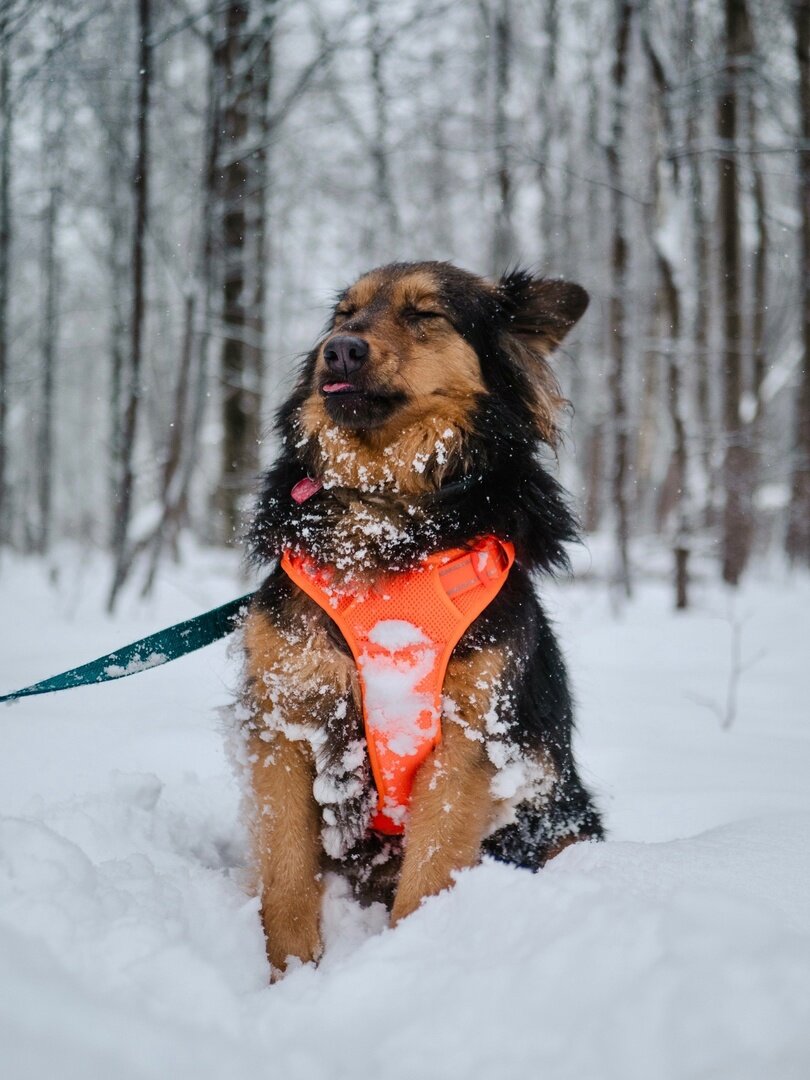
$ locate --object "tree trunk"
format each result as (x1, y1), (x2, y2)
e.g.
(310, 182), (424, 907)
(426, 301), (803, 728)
(213, 1), (272, 544)
(751, 161), (768, 410)
(646, 16), (692, 608)
(37, 77), (65, 555)
(537, 0), (558, 265)
(107, 112), (131, 545)
(583, 424), (605, 534)
(109, 0), (151, 609)
(0, 12), (12, 547)
(659, 253), (690, 608)
(685, 0), (713, 529)
(490, 0), (515, 273)
(786, 0), (810, 564)
(607, 0), (633, 599)
(718, 0), (754, 586)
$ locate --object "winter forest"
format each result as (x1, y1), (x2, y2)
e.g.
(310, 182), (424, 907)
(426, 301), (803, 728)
(2, 3), (810, 1079)
(0, 0), (808, 604)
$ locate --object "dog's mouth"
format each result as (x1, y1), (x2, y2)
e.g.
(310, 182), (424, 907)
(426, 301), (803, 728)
(318, 378), (407, 429)
(321, 381), (362, 396)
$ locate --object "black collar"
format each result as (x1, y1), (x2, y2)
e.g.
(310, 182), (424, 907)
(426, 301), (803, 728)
(429, 474), (481, 499)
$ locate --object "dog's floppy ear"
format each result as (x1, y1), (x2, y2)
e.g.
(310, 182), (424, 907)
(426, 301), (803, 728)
(495, 271), (589, 445)
(497, 271), (589, 354)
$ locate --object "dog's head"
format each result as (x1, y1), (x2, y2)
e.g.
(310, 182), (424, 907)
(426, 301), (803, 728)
(291, 262), (588, 489)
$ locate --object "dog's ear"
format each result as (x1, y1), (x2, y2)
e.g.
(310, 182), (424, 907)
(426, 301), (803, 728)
(495, 271), (589, 445)
(497, 271), (589, 354)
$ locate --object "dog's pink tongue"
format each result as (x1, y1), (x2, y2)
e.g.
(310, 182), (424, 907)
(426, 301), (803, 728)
(323, 382), (355, 393)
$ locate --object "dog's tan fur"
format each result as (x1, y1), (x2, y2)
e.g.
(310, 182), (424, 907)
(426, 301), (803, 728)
(391, 719), (496, 923)
(247, 732), (322, 974)
(243, 606), (358, 973)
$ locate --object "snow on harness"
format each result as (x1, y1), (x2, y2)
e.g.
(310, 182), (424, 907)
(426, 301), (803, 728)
(281, 530), (515, 834)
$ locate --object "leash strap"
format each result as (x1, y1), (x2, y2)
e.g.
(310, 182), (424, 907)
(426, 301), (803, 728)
(0, 593), (254, 705)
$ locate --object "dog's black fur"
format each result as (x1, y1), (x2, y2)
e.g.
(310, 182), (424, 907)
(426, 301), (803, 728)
(247, 262), (602, 897)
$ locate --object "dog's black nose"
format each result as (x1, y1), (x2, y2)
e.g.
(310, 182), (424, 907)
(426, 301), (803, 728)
(323, 335), (369, 375)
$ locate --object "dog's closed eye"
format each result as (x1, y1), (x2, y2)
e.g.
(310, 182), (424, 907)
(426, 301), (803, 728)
(401, 307), (448, 325)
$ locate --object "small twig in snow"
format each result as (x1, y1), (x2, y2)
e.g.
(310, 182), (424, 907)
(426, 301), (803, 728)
(687, 610), (767, 730)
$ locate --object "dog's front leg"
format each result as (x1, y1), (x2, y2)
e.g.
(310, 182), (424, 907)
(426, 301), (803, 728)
(242, 600), (360, 975)
(391, 719), (495, 924)
(248, 731), (323, 975)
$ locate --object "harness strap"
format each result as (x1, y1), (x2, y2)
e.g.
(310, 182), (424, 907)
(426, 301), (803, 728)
(0, 594), (254, 705)
(281, 537), (514, 834)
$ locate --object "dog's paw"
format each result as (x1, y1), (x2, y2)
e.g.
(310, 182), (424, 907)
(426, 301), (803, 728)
(264, 923), (323, 980)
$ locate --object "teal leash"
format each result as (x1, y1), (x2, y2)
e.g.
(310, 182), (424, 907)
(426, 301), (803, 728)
(0, 593), (255, 705)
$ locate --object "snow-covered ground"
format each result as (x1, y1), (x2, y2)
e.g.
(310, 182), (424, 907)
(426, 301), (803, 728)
(1, 546), (809, 1080)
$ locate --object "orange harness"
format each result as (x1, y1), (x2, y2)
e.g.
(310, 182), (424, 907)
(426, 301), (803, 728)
(281, 536), (515, 834)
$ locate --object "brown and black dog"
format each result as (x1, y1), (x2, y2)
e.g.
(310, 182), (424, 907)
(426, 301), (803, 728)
(239, 261), (602, 975)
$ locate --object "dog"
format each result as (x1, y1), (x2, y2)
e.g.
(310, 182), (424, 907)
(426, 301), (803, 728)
(239, 261), (603, 975)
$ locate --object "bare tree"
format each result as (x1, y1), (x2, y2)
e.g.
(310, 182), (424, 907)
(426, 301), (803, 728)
(717, 0), (755, 586)
(582, 39), (607, 538)
(35, 13), (67, 554)
(536, 0), (558, 265)
(489, 0), (515, 272)
(99, 57), (134, 548)
(109, 0), (152, 609)
(0, 4), (13, 547)
(607, 0), (634, 599)
(786, 0), (810, 564)
(212, 1), (274, 543)
(645, 17), (693, 609)
(684, 0), (714, 527)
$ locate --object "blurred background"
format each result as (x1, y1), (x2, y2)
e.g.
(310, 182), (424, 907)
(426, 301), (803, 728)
(0, 0), (808, 608)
